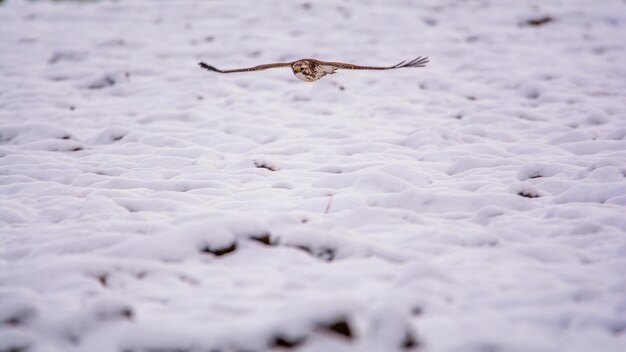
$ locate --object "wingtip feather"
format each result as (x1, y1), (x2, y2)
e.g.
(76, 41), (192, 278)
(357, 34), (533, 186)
(391, 56), (429, 69)
(198, 62), (221, 72)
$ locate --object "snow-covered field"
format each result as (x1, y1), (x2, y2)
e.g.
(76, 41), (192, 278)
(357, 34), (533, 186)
(1, 0), (626, 351)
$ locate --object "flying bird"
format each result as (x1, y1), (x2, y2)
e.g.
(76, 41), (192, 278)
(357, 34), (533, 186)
(198, 57), (429, 82)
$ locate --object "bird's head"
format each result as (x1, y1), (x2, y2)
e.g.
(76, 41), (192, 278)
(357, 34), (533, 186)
(292, 60), (311, 74)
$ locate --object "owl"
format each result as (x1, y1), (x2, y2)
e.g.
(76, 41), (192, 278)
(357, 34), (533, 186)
(199, 56), (428, 82)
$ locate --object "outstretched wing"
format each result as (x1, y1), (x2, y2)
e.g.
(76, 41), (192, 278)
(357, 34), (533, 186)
(319, 56), (429, 71)
(198, 61), (291, 73)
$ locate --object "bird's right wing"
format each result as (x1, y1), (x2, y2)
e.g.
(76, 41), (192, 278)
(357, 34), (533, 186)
(198, 61), (292, 73)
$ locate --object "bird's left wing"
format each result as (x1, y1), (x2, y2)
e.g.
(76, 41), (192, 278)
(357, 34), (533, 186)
(319, 56), (429, 71)
(199, 61), (292, 74)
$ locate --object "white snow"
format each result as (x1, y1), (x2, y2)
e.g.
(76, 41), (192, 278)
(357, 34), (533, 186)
(1, 0), (626, 351)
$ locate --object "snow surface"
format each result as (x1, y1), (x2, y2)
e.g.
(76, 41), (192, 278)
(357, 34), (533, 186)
(1, 0), (626, 351)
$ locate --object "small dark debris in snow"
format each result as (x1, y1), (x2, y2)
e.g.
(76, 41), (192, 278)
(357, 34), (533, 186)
(0, 345), (29, 352)
(97, 305), (135, 322)
(197, 95), (204, 100)
(48, 75), (71, 82)
(271, 335), (306, 349)
(88, 76), (116, 90)
(454, 114), (463, 120)
(467, 96), (477, 101)
(70, 147), (83, 152)
(97, 274), (109, 287)
(423, 17), (437, 26)
(325, 194), (333, 214)
(518, 191), (540, 198)
(254, 160), (278, 171)
(526, 16), (554, 27)
(3, 309), (35, 326)
(293, 245), (335, 261)
(524, 89), (540, 100)
(69, 106), (76, 111)
(4, 316), (23, 326)
(319, 318), (354, 339)
(401, 329), (420, 350)
(593, 46), (608, 55)
(112, 135), (124, 142)
(292, 95), (310, 102)
(0, 134), (11, 143)
(178, 275), (199, 286)
(200, 242), (237, 256)
(61, 135), (71, 140)
(120, 307), (134, 320)
(66, 332), (80, 344)
(123, 205), (139, 213)
(48, 51), (85, 64)
(318, 247), (335, 261)
(295, 245), (313, 255)
(331, 82), (346, 91)
(411, 306), (423, 316)
(609, 323), (626, 335)
(302, 3), (312, 10)
(250, 233), (274, 246)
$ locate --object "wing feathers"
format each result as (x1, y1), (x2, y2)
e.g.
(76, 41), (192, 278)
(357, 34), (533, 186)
(198, 61), (291, 74)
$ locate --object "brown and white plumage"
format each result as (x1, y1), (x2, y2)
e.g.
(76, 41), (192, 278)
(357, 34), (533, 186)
(198, 57), (429, 82)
